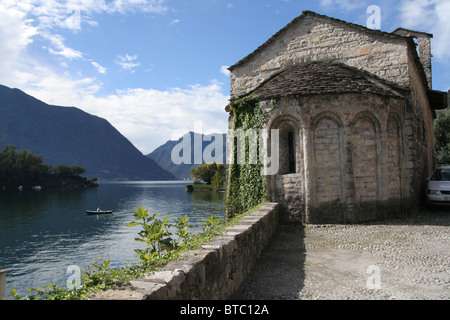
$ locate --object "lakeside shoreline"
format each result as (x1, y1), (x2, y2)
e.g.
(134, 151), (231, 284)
(185, 183), (225, 192)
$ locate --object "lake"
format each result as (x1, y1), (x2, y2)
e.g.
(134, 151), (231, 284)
(0, 181), (225, 298)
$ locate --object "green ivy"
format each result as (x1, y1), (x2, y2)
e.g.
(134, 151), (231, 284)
(226, 95), (268, 218)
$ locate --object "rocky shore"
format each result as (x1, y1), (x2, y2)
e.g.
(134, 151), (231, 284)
(234, 207), (449, 300)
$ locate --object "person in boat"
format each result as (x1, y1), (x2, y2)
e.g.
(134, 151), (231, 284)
(97, 207), (100, 212)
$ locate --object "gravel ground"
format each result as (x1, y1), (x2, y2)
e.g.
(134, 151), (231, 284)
(234, 207), (450, 300)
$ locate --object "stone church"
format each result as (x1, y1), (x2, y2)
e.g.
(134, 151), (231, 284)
(226, 11), (448, 224)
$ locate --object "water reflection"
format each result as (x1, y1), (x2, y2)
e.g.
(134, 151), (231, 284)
(0, 181), (224, 297)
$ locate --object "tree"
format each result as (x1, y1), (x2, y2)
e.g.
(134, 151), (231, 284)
(0, 145), (49, 186)
(211, 170), (225, 191)
(53, 164), (85, 176)
(190, 162), (225, 185)
(0, 145), (90, 188)
(434, 107), (450, 165)
(71, 165), (86, 176)
(53, 165), (73, 177)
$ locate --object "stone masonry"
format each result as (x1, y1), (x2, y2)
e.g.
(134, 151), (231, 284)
(229, 11), (411, 99)
(227, 11), (447, 224)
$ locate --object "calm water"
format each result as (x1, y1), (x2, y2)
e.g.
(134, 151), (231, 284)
(0, 181), (225, 298)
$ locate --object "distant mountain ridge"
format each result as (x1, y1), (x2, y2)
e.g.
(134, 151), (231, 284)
(0, 84), (175, 181)
(147, 132), (226, 179)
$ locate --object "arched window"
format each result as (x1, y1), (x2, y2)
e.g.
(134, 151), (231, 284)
(278, 122), (297, 174)
(288, 131), (295, 173)
(269, 116), (299, 175)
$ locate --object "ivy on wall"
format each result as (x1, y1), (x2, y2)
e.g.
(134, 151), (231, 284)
(226, 95), (268, 218)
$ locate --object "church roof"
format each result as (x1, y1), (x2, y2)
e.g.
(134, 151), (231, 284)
(248, 61), (408, 99)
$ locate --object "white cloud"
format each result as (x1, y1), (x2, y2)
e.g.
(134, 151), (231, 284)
(319, 0), (366, 11)
(22, 67), (101, 103)
(0, 0), (169, 74)
(43, 32), (84, 59)
(0, 2), (38, 76)
(9, 62), (228, 154)
(115, 54), (140, 72)
(168, 19), (180, 25)
(28, 0), (168, 27)
(398, 0), (450, 60)
(92, 61), (107, 74)
(77, 81), (229, 153)
(220, 65), (230, 76)
(105, 0), (168, 15)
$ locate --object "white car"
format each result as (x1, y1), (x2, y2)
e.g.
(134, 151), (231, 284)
(427, 166), (450, 205)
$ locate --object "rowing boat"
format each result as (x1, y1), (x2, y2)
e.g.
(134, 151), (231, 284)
(86, 209), (112, 215)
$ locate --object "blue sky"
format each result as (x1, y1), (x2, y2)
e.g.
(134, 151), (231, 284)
(1, 0), (449, 154)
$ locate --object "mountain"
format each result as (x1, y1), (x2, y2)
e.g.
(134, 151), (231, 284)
(0, 84), (175, 181)
(147, 132), (226, 179)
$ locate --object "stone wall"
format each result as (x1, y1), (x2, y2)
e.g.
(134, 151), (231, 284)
(263, 93), (413, 224)
(392, 28), (433, 88)
(270, 174), (304, 224)
(230, 14), (409, 99)
(91, 203), (279, 300)
(402, 43), (435, 206)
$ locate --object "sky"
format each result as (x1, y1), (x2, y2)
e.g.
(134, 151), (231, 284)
(1, 0), (449, 154)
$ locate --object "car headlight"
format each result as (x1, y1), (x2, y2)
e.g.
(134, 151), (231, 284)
(428, 190), (440, 195)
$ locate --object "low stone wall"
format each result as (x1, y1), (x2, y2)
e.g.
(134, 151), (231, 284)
(91, 203), (279, 300)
